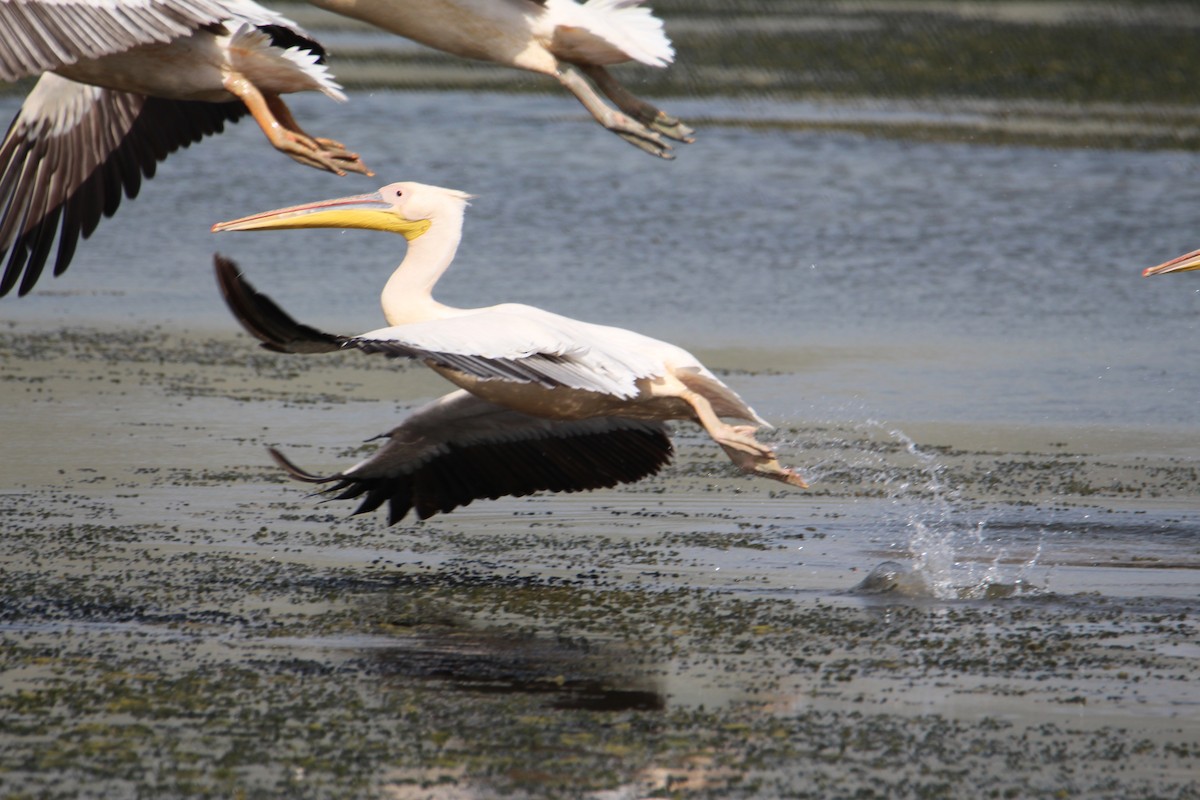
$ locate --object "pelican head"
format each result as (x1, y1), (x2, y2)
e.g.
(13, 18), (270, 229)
(211, 181), (474, 241)
(1144, 247), (1200, 277)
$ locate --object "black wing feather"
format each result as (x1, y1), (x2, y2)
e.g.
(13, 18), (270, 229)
(266, 419), (674, 524)
(214, 255), (346, 353)
(1, 76), (246, 296)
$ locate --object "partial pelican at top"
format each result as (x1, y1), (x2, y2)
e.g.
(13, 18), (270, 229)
(0, 0), (373, 297)
(212, 181), (806, 522)
(1144, 248), (1200, 276)
(302, 0), (693, 158)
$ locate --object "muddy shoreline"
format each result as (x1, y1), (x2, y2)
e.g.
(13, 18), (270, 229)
(2, 327), (1197, 798)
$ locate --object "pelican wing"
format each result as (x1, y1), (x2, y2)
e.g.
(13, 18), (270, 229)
(0, 0), (235, 81)
(214, 253), (344, 352)
(215, 255), (662, 396)
(351, 310), (654, 397)
(1, 74), (245, 296)
(269, 389), (674, 523)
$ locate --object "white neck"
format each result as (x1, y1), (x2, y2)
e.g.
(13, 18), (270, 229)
(380, 207), (465, 326)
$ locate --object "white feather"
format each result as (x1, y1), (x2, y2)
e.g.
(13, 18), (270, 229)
(227, 22), (346, 101)
(544, 0), (674, 67)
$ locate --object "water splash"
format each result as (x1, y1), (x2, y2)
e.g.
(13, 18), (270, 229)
(820, 421), (1044, 600)
(897, 425), (1050, 599)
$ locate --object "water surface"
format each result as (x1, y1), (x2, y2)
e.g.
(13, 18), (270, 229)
(3, 89), (1198, 431)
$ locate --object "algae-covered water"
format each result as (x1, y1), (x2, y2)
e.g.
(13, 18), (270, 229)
(2, 2), (1200, 798)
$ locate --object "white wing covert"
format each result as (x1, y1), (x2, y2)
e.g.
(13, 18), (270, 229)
(352, 307), (662, 398)
(214, 256), (669, 398)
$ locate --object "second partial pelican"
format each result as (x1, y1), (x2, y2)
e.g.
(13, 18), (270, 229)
(213, 181), (807, 519)
(302, 0), (694, 158)
(0, 0), (372, 297)
(1144, 248), (1200, 276)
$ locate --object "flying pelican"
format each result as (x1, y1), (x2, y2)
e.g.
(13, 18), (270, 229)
(211, 181), (806, 520)
(1144, 248), (1200, 276)
(302, 0), (693, 158)
(0, 0), (372, 297)
(217, 264), (675, 523)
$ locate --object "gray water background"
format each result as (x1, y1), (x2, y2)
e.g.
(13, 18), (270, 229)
(2, 89), (1198, 433)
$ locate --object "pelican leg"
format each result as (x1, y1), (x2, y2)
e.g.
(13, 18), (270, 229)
(223, 74), (373, 176)
(579, 65), (695, 143)
(555, 66), (672, 158)
(680, 390), (808, 489)
(263, 95), (372, 173)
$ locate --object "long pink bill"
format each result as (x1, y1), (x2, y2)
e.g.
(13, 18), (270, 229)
(1143, 247), (1200, 277)
(212, 192), (390, 233)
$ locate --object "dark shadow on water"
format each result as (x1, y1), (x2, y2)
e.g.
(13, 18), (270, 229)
(364, 630), (665, 712)
(312, 566), (670, 713)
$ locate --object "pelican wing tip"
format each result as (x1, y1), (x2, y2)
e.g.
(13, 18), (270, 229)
(268, 446), (335, 484)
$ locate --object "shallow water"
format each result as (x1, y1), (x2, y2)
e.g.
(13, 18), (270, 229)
(2, 48), (1200, 800)
(3, 89), (1200, 430)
